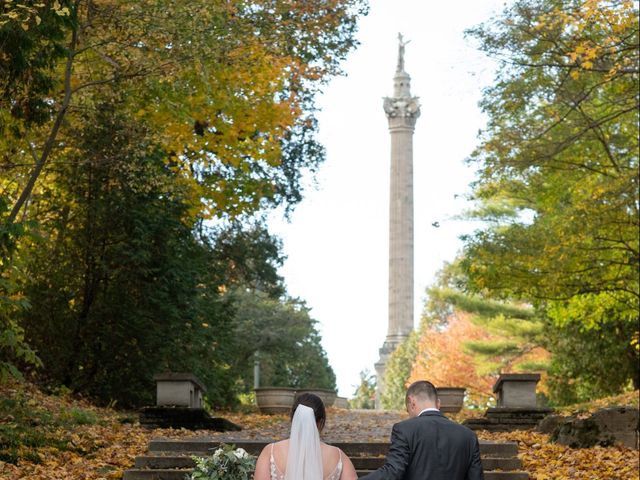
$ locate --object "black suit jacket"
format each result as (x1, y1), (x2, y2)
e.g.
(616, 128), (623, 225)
(360, 411), (484, 480)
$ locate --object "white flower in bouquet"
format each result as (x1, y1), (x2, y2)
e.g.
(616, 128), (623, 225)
(234, 448), (248, 459)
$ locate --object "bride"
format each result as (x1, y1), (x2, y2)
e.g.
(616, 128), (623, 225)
(254, 393), (358, 480)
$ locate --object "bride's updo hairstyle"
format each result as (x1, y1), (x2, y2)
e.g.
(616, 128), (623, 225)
(291, 393), (326, 431)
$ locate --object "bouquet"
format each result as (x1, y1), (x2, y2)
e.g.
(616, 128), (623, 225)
(188, 443), (256, 480)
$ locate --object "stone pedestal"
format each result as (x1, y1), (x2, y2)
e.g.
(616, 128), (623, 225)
(154, 372), (206, 408)
(464, 373), (552, 431)
(437, 387), (466, 413)
(141, 373), (240, 431)
(493, 373), (540, 408)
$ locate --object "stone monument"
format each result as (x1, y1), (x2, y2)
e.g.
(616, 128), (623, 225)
(463, 373), (553, 431)
(375, 34), (421, 408)
(139, 372), (241, 431)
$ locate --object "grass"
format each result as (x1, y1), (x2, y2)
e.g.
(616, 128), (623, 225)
(0, 384), (105, 464)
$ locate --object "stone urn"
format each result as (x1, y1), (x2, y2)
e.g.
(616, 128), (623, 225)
(296, 388), (337, 407)
(254, 387), (296, 414)
(437, 387), (466, 413)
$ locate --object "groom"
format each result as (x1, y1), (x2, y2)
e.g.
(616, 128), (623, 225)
(361, 380), (484, 480)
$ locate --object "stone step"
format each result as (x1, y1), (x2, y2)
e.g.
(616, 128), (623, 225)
(148, 438), (519, 458)
(481, 457), (523, 470)
(135, 456), (194, 469)
(465, 418), (541, 425)
(123, 471), (189, 480)
(485, 473), (529, 480)
(134, 454), (522, 471)
(465, 422), (540, 432)
(487, 407), (554, 415)
(486, 413), (548, 421)
(123, 469), (529, 480)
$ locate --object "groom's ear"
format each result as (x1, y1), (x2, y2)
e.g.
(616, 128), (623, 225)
(405, 395), (412, 412)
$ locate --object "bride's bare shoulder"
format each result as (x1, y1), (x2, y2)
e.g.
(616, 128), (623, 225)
(273, 439), (289, 450)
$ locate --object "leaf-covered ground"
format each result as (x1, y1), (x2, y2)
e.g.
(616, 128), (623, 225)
(0, 382), (637, 479)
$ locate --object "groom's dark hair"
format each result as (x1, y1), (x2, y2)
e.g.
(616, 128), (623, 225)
(291, 393), (326, 431)
(406, 380), (438, 403)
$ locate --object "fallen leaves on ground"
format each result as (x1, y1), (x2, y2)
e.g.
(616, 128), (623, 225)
(556, 391), (639, 416)
(0, 382), (637, 479)
(477, 430), (638, 480)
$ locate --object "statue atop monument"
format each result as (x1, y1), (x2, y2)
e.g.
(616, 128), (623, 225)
(396, 33), (411, 73)
(385, 33), (420, 117)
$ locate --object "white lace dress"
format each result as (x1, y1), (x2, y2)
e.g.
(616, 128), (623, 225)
(269, 443), (343, 480)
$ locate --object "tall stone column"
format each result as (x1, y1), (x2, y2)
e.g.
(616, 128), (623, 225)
(375, 34), (420, 409)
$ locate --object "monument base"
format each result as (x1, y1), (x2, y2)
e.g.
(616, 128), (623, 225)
(374, 338), (405, 409)
(140, 406), (242, 431)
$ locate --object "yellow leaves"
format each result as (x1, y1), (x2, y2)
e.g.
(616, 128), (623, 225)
(52, 0), (70, 16)
(477, 430), (640, 480)
(549, 1), (637, 78)
(631, 332), (640, 353)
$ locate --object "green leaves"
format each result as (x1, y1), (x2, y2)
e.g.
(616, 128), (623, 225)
(459, 0), (639, 399)
(463, 0), (638, 304)
(228, 288), (336, 391)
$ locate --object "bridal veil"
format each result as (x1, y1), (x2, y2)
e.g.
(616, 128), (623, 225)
(284, 404), (323, 480)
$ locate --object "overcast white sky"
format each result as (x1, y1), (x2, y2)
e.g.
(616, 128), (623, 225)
(268, 0), (505, 397)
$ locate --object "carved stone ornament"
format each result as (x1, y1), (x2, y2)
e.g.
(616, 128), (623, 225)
(383, 96), (421, 118)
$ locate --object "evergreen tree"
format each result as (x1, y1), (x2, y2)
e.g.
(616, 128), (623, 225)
(380, 331), (418, 410)
(350, 369), (376, 409)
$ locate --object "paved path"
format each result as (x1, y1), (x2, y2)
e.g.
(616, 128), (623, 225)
(165, 408), (408, 442)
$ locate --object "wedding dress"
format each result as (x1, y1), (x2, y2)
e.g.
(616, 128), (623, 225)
(269, 404), (343, 480)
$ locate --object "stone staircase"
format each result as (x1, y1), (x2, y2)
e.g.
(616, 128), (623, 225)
(124, 438), (529, 479)
(463, 407), (554, 432)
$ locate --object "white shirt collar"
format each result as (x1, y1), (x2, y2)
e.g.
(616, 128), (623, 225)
(418, 407), (440, 416)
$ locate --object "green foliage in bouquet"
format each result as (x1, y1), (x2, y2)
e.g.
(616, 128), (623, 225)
(188, 444), (256, 480)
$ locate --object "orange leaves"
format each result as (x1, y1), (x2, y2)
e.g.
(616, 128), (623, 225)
(409, 312), (495, 402)
(408, 310), (550, 404)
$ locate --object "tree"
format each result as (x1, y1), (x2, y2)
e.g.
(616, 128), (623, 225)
(463, 0), (638, 301)
(380, 331), (418, 410)
(205, 221), (286, 299)
(0, 204), (40, 381)
(409, 312), (496, 406)
(2, 1), (366, 396)
(460, 0), (639, 393)
(544, 300), (639, 403)
(350, 369), (376, 409)
(385, 264), (551, 406)
(228, 288), (336, 391)
(20, 104), (225, 406)
(1, 0), (368, 224)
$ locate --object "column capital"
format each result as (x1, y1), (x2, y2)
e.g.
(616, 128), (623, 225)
(383, 96), (421, 121)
